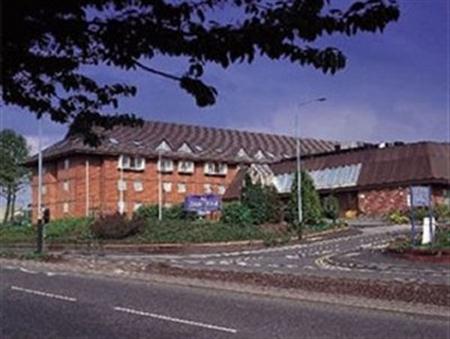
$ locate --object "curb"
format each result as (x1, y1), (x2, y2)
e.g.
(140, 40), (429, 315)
(1, 258), (449, 318)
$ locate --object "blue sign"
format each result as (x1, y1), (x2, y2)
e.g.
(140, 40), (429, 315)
(410, 186), (431, 207)
(184, 194), (221, 214)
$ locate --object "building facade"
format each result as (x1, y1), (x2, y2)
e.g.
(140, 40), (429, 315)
(27, 120), (336, 221)
(225, 142), (450, 217)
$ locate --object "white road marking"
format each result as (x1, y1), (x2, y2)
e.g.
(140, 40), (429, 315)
(19, 267), (37, 274)
(11, 286), (77, 302)
(114, 306), (237, 334)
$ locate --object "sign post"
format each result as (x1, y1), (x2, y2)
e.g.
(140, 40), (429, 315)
(409, 186), (432, 246)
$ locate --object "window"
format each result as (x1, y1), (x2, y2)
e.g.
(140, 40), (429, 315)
(204, 184), (212, 194)
(204, 162), (228, 176)
(117, 180), (127, 191)
(134, 180), (144, 192)
(64, 159), (70, 170)
(177, 183), (187, 193)
(158, 159), (174, 172)
(178, 160), (194, 174)
(134, 202), (143, 211)
(63, 180), (70, 191)
(163, 182), (172, 193)
(117, 201), (126, 213)
(118, 155), (145, 171)
(218, 185), (226, 195)
(63, 202), (69, 213)
(178, 142), (193, 153)
(41, 185), (47, 195)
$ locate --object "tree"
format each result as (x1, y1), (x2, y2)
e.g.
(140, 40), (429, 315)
(0, 130), (30, 224)
(323, 193), (340, 224)
(287, 170), (322, 232)
(1, 1), (400, 145)
(241, 174), (281, 225)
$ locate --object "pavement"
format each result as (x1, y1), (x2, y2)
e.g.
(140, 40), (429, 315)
(120, 224), (450, 285)
(1, 266), (450, 339)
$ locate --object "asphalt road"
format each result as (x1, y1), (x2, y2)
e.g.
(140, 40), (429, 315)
(1, 266), (449, 339)
(146, 224), (450, 285)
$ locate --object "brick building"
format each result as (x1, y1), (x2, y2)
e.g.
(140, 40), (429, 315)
(26, 120), (336, 221)
(224, 142), (450, 217)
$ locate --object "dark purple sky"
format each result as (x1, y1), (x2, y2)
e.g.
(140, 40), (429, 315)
(2, 0), (449, 156)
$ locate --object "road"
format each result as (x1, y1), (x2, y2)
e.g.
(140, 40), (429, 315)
(145, 224), (450, 285)
(1, 266), (449, 339)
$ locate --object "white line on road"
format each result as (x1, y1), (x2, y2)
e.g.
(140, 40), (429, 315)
(11, 286), (77, 302)
(114, 306), (237, 334)
(19, 267), (38, 274)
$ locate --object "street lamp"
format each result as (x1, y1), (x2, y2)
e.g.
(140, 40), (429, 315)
(296, 97), (327, 225)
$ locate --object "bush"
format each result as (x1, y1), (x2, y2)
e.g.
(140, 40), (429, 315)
(323, 195), (339, 224)
(241, 175), (282, 225)
(434, 204), (450, 222)
(45, 217), (93, 241)
(286, 171), (323, 227)
(90, 213), (145, 239)
(388, 210), (410, 224)
(135, 204), (196, 221)
(221, 202), (254, 225)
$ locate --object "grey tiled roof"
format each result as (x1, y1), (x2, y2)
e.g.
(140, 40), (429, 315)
(27, 120), (338, 164)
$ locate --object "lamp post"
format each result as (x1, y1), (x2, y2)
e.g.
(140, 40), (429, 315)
(37, 117), (44, 253)
(296, 97), (326, 225)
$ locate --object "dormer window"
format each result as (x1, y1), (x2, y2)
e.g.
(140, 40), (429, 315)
(237, 148), (248, 158)
(118, 155), (145, 171)
(255, 150), (265, 160)
(178, 142), (193, 154)
(204, 162), (228, 176)
(158, 159), (174, 173)
(156, 140), (172, 152)
(178, 160), (194, 174)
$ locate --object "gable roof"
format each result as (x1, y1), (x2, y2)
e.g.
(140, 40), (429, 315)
(26, 120), (337, 165)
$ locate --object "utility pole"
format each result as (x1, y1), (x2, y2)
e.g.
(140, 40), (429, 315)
(158, 151), (163, 221)
(37, 117), (44, 253)
(296, 97), (326, 226)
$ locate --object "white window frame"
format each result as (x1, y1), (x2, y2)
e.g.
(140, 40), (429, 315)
(204, 183), (212, 194)
(163, 182), (172, 193)
(63, 202), (69, 213)
(134, 202), (143, 211)
(177, 183), (187, 193)
(204, 162), (228, 176)
(158, 159), (174, 173)
(64, 158), (70, 170)
(218, 185), (226, 195)
(63, 180), (70, 192)
(118, 155), (145, 171)
(41, 185), (47, 195)
(178, 160), (194, 174)
(133, 180), (144, 192)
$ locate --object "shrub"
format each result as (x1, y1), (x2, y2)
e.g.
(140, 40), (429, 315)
(323, 194), (339, 224)
(90, 213), (145, 239)
(286, 171), (323, 227)
(45, 217), (93, 241)
(434, 204), (450, 222)
(135, 203), (195, 221)
(241, 175), (282, 225)
(388, 210), (409, 224)
(221, 202), (254, 225)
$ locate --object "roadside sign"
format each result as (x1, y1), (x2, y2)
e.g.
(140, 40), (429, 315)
(184, 194), (221, 214)
(410, 186), (431, 207)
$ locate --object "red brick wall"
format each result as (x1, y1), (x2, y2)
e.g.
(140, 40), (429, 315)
(358, 187), (409, 216)
(31, 155), (239, 221)
(357, 186), (449, 216)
